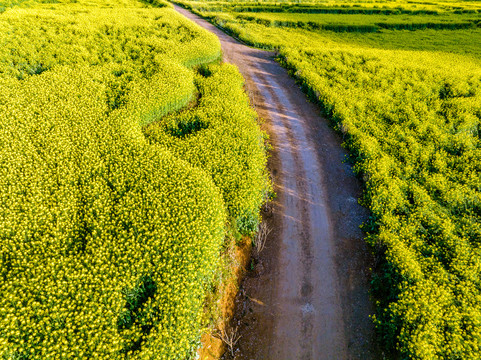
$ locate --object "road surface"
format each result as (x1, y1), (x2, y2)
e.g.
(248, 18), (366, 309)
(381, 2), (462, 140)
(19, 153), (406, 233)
(174, 5), (381, 359)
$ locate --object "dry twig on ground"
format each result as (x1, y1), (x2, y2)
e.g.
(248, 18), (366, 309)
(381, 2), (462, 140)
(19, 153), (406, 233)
(253, 222), (271, 255)
(217, 326), (242, 357)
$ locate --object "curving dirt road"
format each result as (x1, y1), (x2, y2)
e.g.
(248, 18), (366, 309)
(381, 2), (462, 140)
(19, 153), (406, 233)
(174, 5), (381, 360)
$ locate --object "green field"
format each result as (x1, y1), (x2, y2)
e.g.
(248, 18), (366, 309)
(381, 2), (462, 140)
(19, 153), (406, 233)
(0, 0), (270, 358)
(173, 0), (481, 359)
(2, 0), (481, 357)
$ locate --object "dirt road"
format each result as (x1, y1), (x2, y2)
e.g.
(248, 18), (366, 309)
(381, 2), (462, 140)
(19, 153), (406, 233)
(174, 5), (380, 359)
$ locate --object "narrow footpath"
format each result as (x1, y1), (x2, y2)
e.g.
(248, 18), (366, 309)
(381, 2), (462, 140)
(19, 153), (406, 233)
(174, 5), (381, 359)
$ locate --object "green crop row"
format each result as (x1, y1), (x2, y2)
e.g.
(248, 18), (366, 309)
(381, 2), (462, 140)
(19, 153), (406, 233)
(233, 13), (480, 33)
(0, 0), (270, 358)
(191, 4), (443, 15)
(174, 1), (481, 358)
(0, 65), (228, 360)
(0, 4), (220, 81)
(235, 14), (478, 33)
(145, 63), (270, 235)
(177, 0), (481, 14)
